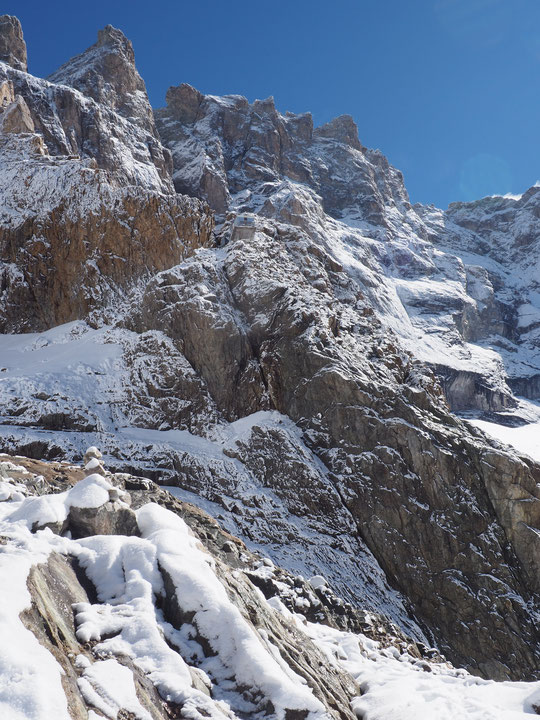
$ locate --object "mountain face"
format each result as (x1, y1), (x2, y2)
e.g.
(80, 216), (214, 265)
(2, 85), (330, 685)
(0, 15), (539, 717)
(155, 84), (540, 418)
(0, 23), (213, 332)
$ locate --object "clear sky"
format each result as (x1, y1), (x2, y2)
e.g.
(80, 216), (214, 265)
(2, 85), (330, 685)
(5, 0), (540, 208)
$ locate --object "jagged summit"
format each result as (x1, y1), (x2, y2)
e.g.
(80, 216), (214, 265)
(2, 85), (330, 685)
(0, 16), (173, 192)
(155, 83), (391, 220)
(0, 14), (27, 72)
(47, 23), (155, 134)
(97, 23), (136, 57)
(314, 114), (364, 150)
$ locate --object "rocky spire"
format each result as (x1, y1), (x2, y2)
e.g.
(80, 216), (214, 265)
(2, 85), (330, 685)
(314, 114), (363, 150)
(47, 24), (155, 133)
(0, 15), (27, 72)
(165, 83), (204, 124)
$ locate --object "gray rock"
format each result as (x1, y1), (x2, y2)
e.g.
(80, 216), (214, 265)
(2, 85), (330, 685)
(67, 500), (139, 539)
(0, 94), (34, 133)
(0, 15), (27, 72)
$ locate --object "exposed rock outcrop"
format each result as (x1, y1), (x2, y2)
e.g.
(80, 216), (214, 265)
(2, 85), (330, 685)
(0, 15), (27, 71)
(48, 24), (158, 137)
(1, 455), (361, 720)
(0, 28), (172, 192)
(0, 88), (34, 133)
(155, 83), (539, 416)
(0, 148), (214, 331)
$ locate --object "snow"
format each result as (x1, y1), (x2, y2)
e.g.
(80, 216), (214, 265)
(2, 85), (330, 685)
(137, 503), (327, 718)
(517, 303), (540, 329)
(0, 472), (116, 530)
(0, 525), (70, 720)
(0, 471), (330, 720)
(308, 575), (327, 590)
(66, 473), (113, 508)
(77, 658), (152, 720)
(0, 59), (171, 196)
(0, 316), (425, 638)
(270, 599), (540, 720)
(468, 416), (540, 462)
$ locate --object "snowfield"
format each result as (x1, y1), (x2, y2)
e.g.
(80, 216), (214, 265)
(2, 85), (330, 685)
(468, 411), (540, 463)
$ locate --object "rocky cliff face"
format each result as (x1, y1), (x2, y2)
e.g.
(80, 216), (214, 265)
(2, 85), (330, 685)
(418, 191), (540, 402)
(0, 19), (214, 332)
(0, 15), (26, 71)
(0, 139), (213, 331)
(0, 19), (171, 191)
(0, 15), (539, 708)
(155, 85), (540, 418)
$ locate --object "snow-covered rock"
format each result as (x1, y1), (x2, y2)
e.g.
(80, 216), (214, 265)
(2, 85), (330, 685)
(156, 84), (540, 418)
(0, 15), (539, 695)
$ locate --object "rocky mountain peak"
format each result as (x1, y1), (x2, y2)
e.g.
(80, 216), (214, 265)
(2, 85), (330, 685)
(155, 84), (406, 222)
(284, 110), (314, 141)
(165, 82), (204, 123)
(47, 23), (154, 133)
(96, 23), (135, 61)
(0, 15), (27, 72)
(253, 95), (278, 116)
(313, 114), (363, 150)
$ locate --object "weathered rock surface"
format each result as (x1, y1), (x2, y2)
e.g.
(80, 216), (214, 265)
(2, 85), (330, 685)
(0, 15), (26, 72)
(3, 219), (538, 680)
(0, 90), (34, 133)
(0, 27), (172, 192)
(0, 16), (539, 694)
(0, 143), (213, 331)
(131, 221), (540, 680)
(419, 191), (540, 404)
(0, 27), (214, 332)
(155, 84), (540, 416)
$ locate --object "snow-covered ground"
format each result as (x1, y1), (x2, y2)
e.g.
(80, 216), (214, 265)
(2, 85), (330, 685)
(0, 464), (538, 720)
(467, 400), (540, 462)
(301, 615), (540, 720)
(0, 467), (328, 720)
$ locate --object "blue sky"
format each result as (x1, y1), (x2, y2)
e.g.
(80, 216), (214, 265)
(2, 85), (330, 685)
(6, 0), (540, 208)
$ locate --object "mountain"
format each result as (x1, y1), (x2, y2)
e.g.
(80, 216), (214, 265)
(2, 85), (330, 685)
(0, 15), (539, 718)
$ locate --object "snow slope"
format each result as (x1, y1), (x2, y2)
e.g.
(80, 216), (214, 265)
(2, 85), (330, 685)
(468, 407), (540, 463)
